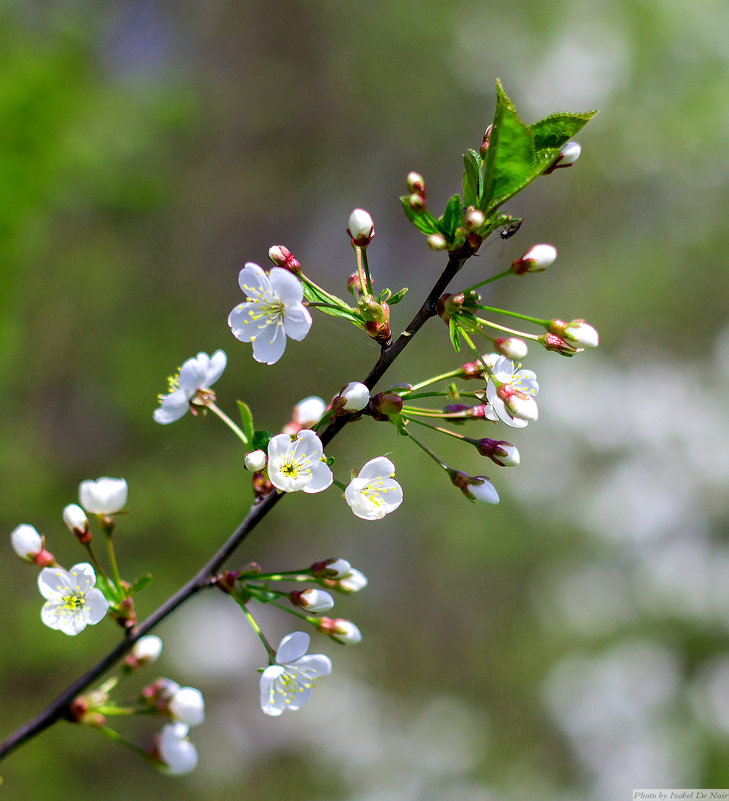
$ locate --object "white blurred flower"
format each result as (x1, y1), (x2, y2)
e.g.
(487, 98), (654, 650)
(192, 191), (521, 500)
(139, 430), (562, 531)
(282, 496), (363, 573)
(267, 430), (333, 494)
(228, 262), (312, 365)
(158, 722), (198, 775)
(168, 686), (205, 727)
(37, 563), (109, 635)
(79, 477), (128, 515)
(154, 350), (227, 425)
(485, 356), (539, 428)
(293, 395), (327, 428)
(10, 524), (43, 561)
(260, 632), (332, 716)
(131, 635), (163, 665)
(344, 457), (403, 520)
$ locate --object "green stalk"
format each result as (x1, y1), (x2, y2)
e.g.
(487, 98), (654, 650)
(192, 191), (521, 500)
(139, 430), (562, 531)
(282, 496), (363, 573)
(206, 400), (249, 446)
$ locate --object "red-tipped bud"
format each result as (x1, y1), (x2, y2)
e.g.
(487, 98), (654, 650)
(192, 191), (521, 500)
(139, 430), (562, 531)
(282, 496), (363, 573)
(406, 171), (426, 195)
(464, 207), (485, 231)
(474, 438), (520, 467)
(494, 337), (528, 360)
(289, 588), (334, 613)
(347, 271), (362, 295)
(496, 384), (539, 422)
(368, 391), (403, 421)
(251, 470), (274, 499)
(549, 318), (599, 349)
(480, 125), (492, 156)
(427, 232), (447, 250)
(348, 208), (374, 246)
(543, 141), (581, 174)
(538, 332), (579, 356)
(511, 244), (557, 275)
(267, 245), (302, 274)
(310, 558), (351, 579)
(216, 570), (239, 594)
(450, 471), (500, 504)
(436, 292), (464, 324)
(407, 192), (426, 211)
(317, 617), (362, 645)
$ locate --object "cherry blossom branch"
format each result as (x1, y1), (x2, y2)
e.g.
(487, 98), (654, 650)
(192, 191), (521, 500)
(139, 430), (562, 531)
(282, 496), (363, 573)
(0, 244), (474, 763)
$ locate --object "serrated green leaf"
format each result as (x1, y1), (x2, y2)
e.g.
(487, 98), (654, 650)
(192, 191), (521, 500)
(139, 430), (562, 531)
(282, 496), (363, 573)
(130, 574), (152, 595)
(481, 81), (596, 215)
(449, 317), (461, 352)
(438, 194), (463, 242)
(251, 430), (272, 452)
(236, 400), (254, 444)
(529, 110), (597, 151)
(399, 196), (441, 235)
(462, 149), (481, 207)
(388, 287), (408, 305)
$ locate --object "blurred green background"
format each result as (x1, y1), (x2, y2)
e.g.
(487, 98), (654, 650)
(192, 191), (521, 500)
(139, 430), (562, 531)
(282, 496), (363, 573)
(2, 1), (729, 799)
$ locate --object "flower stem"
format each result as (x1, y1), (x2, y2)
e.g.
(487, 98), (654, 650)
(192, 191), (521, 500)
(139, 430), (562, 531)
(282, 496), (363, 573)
(463, 267), (513, 293)
(474, 317), (539, 340)
(98, 725), (155, 762)
(406, 368), (463, 392)
(206, 401), (249, 446)
(475, 304), (547, 327)
(400, 428), (452, 472)
(354, 244), (374, 297)
(105, 534), (123, 595)
(404, 416), (469, 442)
(237, 601), (277, 661)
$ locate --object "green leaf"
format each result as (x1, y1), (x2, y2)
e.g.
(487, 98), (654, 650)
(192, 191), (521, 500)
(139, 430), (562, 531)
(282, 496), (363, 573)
(449, 317), (461, 352)
(377, 288), (391, 303)
(462, 149), (482, 208)
(388, 287), (408, 305)
(236, 400), (254, 444)
(481, 81), (597, 214)
(130, 574), (152, 595)
(529, 110), (597, 151)
(251, 430), (272, 452)
(399, 196), (441, 235)
(302, 281), (364, 327)
(437, 194), (463, 243)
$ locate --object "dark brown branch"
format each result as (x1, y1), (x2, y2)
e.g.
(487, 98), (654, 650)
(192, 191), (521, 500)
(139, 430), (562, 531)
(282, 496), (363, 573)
(0, 244), (474, 762)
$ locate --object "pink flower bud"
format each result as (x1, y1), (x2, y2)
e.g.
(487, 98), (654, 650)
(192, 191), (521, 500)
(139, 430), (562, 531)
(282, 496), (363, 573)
(406, 171), (425, 195)
(464, 207), (485, 231)
(474, 438), (520, 467)
(244, 450), (267, 471)
(317, 617), (362, 645)
(335, 381), (370, 413)
(427, 233), (447, 251)
(267, 245), (301, 273)
(561, 319), (599, 349)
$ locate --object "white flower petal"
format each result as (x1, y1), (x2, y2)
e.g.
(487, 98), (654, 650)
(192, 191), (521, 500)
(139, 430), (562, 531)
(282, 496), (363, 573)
(238, 262), (270, 297)
(268, 267), (304, 305)
(251, 323), (287, 365)
(302, 461), (333, 494)
(282, 304), (313, 341)
(276, 631), (310, 664)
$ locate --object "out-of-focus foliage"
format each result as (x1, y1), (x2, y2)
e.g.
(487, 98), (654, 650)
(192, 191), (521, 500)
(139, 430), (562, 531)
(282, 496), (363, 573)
(2, 1), (729, 800)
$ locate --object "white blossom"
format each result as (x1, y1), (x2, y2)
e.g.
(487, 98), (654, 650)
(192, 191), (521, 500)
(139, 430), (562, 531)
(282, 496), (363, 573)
(485, 355), (539, 428)
(78, 477), (128, 515)
(37, 563), (109, 635)
(266, 430), (333, 494)
(259, 632), (332, 716)
(512, 243), (557, 274)
(11, 524), (43, 561)
(494, 337), (529, 360)
(344, 457), (403, 520)
(228, 262), (312, 365)
(154, 350), (227, 425)
(158, 722), (198, 775)
(168, 686), (205, 727)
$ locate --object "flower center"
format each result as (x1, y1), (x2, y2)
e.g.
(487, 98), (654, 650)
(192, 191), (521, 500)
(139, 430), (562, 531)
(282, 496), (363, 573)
(62, 589), (87, 611)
